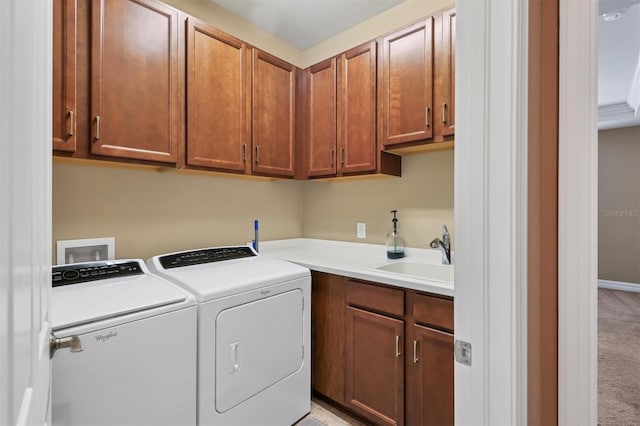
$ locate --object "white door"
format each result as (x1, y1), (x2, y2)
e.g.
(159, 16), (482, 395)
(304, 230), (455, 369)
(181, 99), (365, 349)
(0, 0), (53, 424)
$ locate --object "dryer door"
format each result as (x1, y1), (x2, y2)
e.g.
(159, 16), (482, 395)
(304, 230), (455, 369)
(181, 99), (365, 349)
(215, 289), (304, 413)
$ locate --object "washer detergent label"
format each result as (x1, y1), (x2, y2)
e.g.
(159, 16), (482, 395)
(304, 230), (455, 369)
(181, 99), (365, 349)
(95, 330), (118, 343)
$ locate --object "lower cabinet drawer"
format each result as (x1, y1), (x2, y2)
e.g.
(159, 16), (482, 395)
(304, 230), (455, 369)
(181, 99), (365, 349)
(346, 279), (404, 317)
(412, 293), (454, 332)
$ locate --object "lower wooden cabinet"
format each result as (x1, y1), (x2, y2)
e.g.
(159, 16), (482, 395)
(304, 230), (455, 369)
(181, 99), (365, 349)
(405, 324), (454, 426)
(345, 306), (404, 426)
(311, 273), (454, 426)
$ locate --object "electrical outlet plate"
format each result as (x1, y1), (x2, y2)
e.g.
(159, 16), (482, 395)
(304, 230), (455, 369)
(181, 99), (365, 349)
(357, 223), (366, 239)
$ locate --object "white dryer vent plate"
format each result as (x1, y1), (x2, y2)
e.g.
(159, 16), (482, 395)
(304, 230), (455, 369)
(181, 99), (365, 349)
(56, 237), (115, 265)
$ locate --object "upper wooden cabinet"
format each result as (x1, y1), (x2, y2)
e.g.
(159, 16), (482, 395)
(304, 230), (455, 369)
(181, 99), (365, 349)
(434, 7), (456, 139)
(186, 18), (251, 173)
(252, 50), (296, 177)
(338, 42), (379, 175)
(379, 18), (434, 148)
(302, 42), (401, 179)
(90, 0), (180, 163)
(306, 58), (337, 177)
(53, 0), (77, 152)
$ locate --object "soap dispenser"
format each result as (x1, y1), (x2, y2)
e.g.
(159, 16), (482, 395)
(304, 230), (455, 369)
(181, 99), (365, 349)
(386, 210), (405, 259)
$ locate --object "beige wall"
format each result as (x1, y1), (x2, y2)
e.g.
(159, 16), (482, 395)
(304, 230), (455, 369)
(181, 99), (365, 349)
(599, 126), (640, 284)
(53, 162), (304, 261)
(303, 151), (455, 248)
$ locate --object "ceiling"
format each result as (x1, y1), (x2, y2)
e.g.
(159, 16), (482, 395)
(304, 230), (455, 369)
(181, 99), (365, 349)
(209, 0), (407, 50)
(599, 0), (640, 129)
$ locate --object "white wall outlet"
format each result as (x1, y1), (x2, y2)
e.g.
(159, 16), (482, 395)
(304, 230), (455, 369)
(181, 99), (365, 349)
(357, 222), (366, 239)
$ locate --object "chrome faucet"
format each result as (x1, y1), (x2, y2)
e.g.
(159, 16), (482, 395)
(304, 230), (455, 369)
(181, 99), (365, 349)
(430, 225), (451, 265)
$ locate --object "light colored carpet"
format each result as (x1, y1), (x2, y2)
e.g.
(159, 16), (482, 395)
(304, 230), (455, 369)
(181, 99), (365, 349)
(598, 288), (640, 426)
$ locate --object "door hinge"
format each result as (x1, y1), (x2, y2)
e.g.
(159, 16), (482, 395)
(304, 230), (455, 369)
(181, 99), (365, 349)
(454, 340), (472, 366)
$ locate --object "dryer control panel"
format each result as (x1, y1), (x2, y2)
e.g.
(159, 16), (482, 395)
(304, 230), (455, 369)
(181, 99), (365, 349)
(52, 261), (144, 287)
(159, 246), (257, 269)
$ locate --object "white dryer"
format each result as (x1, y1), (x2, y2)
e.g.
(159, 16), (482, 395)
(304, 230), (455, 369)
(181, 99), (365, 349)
(51, 260), (197, 426)
(147, 246), (311, 426)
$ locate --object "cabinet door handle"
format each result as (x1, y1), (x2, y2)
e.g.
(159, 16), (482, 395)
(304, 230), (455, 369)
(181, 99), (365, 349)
(94, 115), (101, 140)
(395, 335), (401, 357)
(442, 102), (447, 124)
(413, 340), (419, 363)
(340, 147), (345, 165)
(425, 106), (430, 128)
(242, 144), (247, 161)
(255, 145), (260, 163)
(330, 149), (335, 167)
(68, 111), (74, 136)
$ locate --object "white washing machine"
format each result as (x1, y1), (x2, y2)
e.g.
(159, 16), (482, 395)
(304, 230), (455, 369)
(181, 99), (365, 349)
(51, 259), (197, 426)
(147, 246), (311, 426)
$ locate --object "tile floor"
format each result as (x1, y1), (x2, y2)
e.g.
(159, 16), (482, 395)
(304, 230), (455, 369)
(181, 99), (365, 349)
(295, 399), (367, 426)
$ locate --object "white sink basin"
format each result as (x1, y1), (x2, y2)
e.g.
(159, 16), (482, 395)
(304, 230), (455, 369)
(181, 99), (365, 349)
(376, 261), (454, 283)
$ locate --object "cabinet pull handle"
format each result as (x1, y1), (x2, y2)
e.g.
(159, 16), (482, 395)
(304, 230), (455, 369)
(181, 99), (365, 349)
(255, 145), (260, 163)
(425, 106), (430, 128)
(229, 342), (240, 374)
(242, 144), (247, 161)
(340, 147), (345, 165)
(395, 335), (401, 357)
(442, 102), (447, 124)
(94, 115), (101, 140)
(68, 111), (74, 136)
(413, 340), (419, 363)
(330, 149), (335, 167)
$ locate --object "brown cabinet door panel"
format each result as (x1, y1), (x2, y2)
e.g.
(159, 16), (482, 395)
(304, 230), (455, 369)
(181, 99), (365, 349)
(186, 18), (250, 172)
(307, 59), (337, 177)
(406, 324), (454, 426)
(252, 50), (296, 177)
(434, 8), (456, 138)
(91, 0), (179, 163)
(346, 306), (404, 426)
(338, 42), (377, 174)
(53, 0), (77, 152)
(311, 272), (346, 404)
(380, 18), (434, 147)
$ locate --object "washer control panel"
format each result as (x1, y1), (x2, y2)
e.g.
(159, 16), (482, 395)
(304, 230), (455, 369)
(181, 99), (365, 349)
(159, 246), (256, 269)
(52, 261), (144, 287)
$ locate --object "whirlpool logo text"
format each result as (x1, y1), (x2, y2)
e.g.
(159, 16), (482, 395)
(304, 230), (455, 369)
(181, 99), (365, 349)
(95, 331), (117, 343)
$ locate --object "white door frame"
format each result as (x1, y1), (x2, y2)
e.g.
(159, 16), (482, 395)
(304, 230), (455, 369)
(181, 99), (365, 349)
(558, 0), (599, 424)
(454, 0), (529, 424)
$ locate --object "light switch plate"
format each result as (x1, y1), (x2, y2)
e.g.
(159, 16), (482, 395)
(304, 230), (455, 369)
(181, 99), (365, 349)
(357, 223), (366, 239)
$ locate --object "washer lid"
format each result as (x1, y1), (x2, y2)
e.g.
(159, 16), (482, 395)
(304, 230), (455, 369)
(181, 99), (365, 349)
(148, 254), (310, 302)
(52, 273), (188, 331)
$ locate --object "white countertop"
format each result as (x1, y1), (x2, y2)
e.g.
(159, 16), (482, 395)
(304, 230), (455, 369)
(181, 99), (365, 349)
(259, 238), (454, 297)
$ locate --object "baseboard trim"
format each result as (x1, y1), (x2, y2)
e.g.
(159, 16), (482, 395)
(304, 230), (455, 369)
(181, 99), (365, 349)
(598, 279), (640, 293)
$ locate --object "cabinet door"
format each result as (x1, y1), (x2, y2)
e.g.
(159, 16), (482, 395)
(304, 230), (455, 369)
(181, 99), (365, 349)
(337, 42), (377, 175)
(311, 272), (346, 404)
(90, 0), (180, 163)
(252, 49), (296, 177)
(345, 306), (404, 426)
(379, 19), (434, 147)
(53, 0), (77, 152)
(307, 58), (337, 177)
(186, 19), (250, 172)
(434, 8), (456, 138)
(406, 324), (454, 426)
